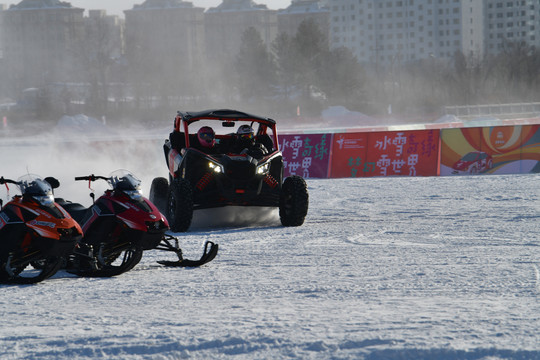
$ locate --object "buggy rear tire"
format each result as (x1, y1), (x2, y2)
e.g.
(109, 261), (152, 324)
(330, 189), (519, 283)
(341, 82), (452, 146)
(167, 178), (194, 232)
(279, 175), (309, 227)
(149, 177), (169, 214)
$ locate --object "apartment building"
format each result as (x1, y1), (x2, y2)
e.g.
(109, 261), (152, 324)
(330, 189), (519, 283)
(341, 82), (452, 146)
(485, 0), (540, 54)
(323, 0), (482, 64)
(323, 0), (539, 65)
(205, 0), (278, 62)
(278, 0), (331, 38)
(86, 10), (124, 61)
(0, 0), (85, 89)
(124, 0), (205, 71)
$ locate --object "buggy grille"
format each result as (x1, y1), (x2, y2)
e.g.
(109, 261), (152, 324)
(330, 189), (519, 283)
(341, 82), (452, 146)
(225, 161), (256, 181)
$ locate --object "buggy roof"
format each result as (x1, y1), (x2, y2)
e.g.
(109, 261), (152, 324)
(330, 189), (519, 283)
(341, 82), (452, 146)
(178, 109), (276, 127)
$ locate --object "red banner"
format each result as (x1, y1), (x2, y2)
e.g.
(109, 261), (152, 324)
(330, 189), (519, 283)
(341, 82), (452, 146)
(330, 130), (440, 178)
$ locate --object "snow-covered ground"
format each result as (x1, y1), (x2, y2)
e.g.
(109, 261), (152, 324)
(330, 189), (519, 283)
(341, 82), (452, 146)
(1, 132), (539, 359)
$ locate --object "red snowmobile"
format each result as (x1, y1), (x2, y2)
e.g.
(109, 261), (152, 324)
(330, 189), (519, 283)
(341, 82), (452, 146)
(56, 170), (217, 277)
(0, 175), (83, 284)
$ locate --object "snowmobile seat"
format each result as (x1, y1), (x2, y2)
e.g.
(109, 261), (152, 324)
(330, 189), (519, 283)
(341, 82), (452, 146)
(56, 200), (88, 223)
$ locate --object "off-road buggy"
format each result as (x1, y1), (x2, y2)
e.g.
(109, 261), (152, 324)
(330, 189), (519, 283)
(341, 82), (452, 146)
(150, 109), (309, 232)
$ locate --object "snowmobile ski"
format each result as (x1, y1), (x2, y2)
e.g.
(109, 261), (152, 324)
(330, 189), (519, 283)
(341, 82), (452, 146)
(156, 236), (218, 267)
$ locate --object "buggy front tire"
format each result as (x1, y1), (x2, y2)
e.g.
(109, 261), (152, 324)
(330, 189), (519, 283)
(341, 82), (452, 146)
(149, 177), (169, 214)
(279, 175), (309, 227)
(167, 178), (194, 232)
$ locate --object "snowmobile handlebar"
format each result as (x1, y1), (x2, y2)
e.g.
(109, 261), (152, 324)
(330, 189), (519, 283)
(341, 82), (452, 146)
(74, 175), (109, 182)
(0, 177), (17, 185)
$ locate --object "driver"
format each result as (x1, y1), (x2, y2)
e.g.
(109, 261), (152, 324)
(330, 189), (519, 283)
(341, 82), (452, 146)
(233, 124), (267, 158)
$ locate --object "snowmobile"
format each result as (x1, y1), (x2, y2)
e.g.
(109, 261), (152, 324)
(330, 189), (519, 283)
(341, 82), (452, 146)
(0, 175), (83, 284)
(56, 170), (217, 277)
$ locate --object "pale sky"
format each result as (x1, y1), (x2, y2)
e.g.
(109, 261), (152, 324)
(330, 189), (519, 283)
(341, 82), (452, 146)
(67, 0), (292, 17)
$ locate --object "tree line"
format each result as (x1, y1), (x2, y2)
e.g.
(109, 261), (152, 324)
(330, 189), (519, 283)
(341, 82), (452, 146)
(231, 19), (540, 119)
(4, 18), (539, 122)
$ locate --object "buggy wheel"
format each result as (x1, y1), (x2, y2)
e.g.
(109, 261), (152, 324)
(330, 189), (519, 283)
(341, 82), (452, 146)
(0, 256), (63, 284)
(279, 175), (309, 227)
(149, 177), (169, 214)
(167, 178), (194, 232)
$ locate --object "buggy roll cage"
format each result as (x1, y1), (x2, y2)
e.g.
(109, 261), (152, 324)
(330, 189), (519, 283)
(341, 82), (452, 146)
(173, 109), (279, 151)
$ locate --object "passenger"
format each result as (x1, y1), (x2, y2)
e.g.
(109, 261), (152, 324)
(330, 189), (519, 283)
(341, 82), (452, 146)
(197, 126), (216, 152)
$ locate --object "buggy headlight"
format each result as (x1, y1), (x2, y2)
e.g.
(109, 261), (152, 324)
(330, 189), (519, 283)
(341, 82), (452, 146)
(256, 162), (270, 175)
(208, 161), (223, 173)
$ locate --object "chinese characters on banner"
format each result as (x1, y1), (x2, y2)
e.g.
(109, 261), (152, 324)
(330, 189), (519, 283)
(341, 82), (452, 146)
(278, 125), (540, 179)
(281, 134), (332, 178)
(330, 130), (440, 178)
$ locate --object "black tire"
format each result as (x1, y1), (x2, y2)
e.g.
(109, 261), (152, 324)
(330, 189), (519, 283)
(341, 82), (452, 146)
(279, 175), (309, 227)
(149, 177), (169, 214)
(167, 178), (194, 232)
(0, 256), (63, 284)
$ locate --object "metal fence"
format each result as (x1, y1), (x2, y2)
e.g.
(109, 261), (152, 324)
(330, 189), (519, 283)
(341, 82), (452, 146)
(444, 103), (540, 118)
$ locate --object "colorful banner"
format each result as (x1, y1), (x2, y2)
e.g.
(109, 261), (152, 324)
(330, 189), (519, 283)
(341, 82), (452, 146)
(280, 134), (332, 178)
(440, 125), (540, 175)
(329, 130), (440, 178)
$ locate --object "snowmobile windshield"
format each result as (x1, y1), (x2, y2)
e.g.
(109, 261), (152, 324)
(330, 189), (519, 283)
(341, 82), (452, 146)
(17, 174), (54, 206)
(108, 170), (143, 201)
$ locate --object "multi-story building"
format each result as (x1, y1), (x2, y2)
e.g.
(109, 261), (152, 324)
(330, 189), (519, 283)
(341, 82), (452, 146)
(322, 0), (538, 65)
(124, 0), (205, 71)
(322, 0), (484, 65)
(0, 4), (6, 58)
(485, 0), (540, 54)
(277, 0), (330, 39)
(205, 0), (278, 62)
(85, 10), (124, 61)
(0, 0), (85, 90)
